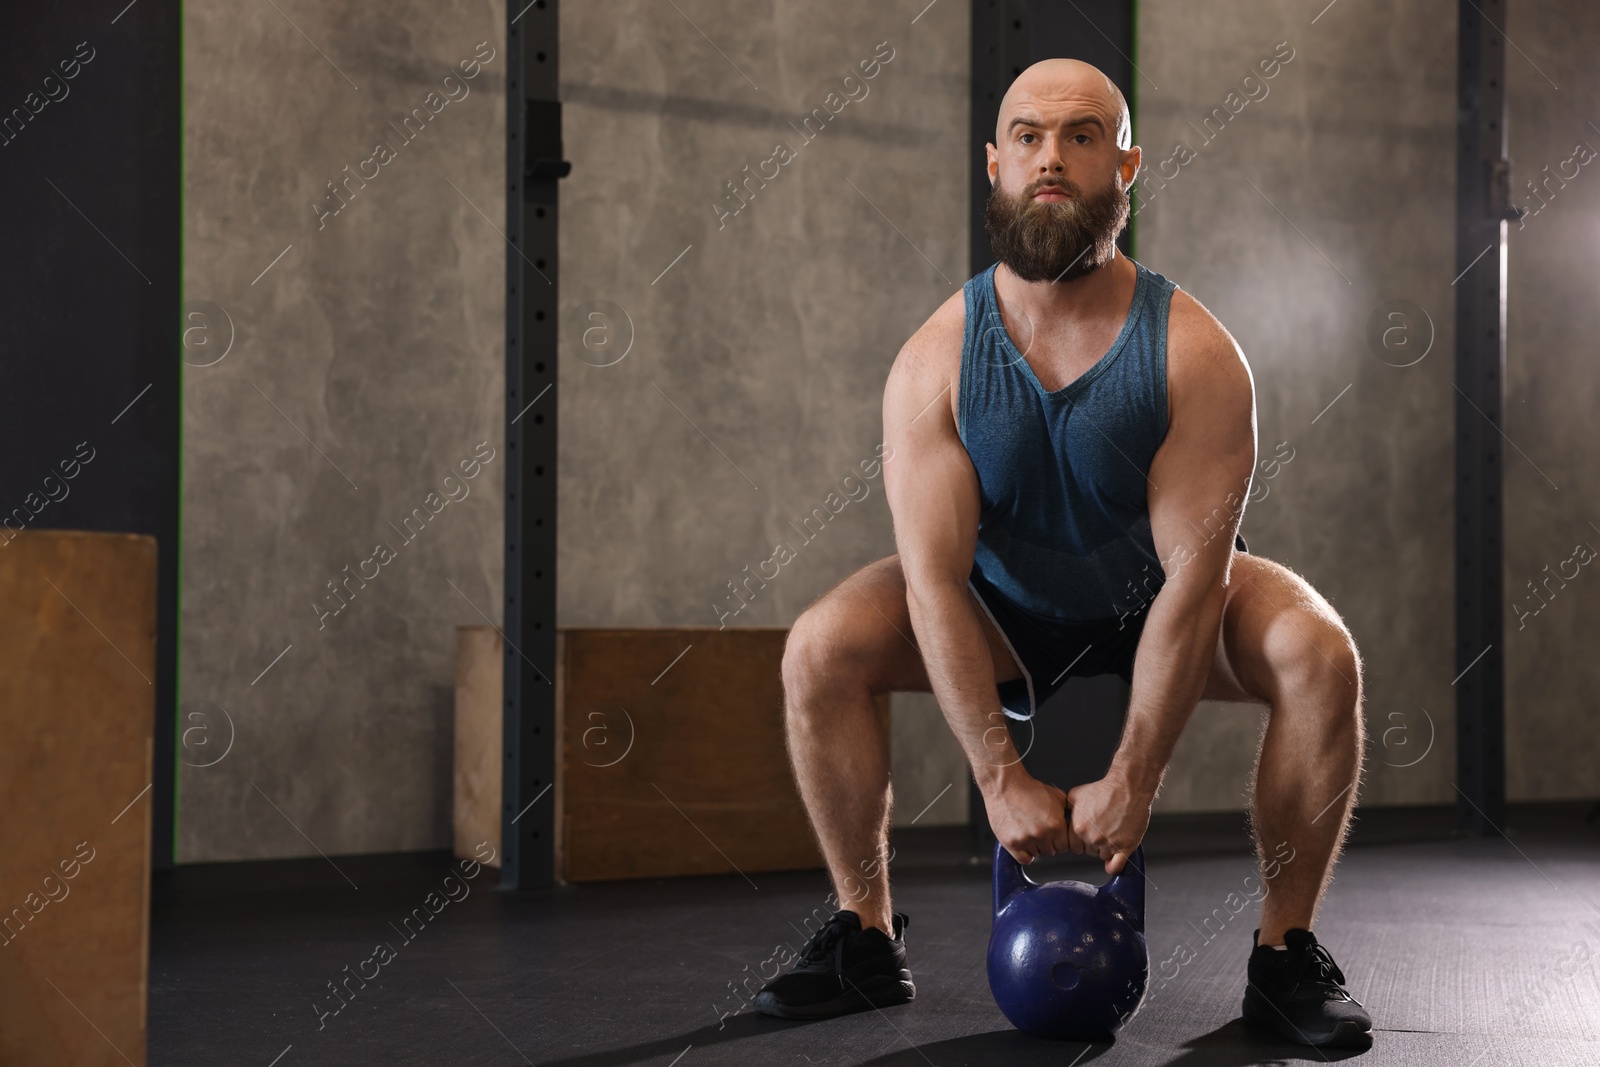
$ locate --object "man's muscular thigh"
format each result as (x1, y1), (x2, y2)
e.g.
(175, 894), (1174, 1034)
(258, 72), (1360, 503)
(811, 554), (1023, 694)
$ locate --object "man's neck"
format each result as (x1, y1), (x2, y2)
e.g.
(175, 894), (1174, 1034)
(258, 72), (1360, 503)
(993, 251), (1134, 327)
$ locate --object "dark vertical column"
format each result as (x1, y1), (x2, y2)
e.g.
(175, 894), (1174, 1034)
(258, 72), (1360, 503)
(970, 1), (1135, 276)
(970, 0), (1031, 275)
(1025, 0), (1136, 258)
(502, 0), (567, 889)
(1455, 0), (1514, 835)
(0, 3), (181, 868)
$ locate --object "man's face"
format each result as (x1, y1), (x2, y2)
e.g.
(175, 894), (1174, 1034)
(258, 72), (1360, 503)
(984, 166), (1130, 284)
(983, 94), (1135, 283)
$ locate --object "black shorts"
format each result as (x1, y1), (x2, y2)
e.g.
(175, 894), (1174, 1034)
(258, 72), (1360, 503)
(970, 533), (1248, 721)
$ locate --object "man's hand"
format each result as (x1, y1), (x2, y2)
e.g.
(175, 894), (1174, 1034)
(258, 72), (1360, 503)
(986, 773), (1070, 865)
(1066, 773), (1154, 875)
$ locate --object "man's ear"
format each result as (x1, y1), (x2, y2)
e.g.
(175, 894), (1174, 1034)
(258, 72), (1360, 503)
(1119, 145), (1141, 187)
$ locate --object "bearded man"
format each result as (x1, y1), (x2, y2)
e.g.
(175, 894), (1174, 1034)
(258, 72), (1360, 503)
(755, 58), (1372, 1050)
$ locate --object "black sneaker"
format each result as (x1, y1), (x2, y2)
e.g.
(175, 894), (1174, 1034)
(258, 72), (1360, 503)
(1242, 927), (1373, 1048)
(753, 910), (915, 1020)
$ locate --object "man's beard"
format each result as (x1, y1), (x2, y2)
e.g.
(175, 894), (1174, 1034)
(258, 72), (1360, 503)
(983, 173), (1129, 283)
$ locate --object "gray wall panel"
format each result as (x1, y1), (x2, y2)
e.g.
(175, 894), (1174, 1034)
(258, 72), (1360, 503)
(181, 1), (506, 861)
(1137, 1), (1459, 811)
(555, 3), (975, 826)
(1504, 1), (1600, 802)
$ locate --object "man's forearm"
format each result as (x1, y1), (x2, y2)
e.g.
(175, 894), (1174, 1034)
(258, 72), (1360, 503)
(1107, 582), (1229, 795)
(904, 578), (1020, 795)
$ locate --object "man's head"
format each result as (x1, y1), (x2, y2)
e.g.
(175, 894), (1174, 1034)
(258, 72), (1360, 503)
(984, 58), (1139, 283)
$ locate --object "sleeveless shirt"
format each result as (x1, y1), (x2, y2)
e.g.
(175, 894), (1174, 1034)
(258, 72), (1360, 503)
(956, 259), (1177, 624)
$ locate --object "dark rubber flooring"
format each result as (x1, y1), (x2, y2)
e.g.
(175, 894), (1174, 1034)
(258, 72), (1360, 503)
(150, 802), (1600, 1065)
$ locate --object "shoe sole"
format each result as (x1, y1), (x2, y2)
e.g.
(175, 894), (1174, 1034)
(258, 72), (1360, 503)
(1241, 988), (1373, 1049)
(754, 974), (915, 1021)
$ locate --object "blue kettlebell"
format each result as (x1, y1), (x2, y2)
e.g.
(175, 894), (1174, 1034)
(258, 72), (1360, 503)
(986, 839), (1149, 1041)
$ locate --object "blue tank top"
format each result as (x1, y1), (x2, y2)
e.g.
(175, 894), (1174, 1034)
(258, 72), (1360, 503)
(957, 259), (1177, 624)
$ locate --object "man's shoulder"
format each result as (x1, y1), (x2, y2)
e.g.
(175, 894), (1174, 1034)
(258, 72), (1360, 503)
(884, 285), (969, 430)
(1164, 283), (1249, 384)
(908, 284), (968, 358)
(891, 285), (967, 382)
(1160, 283), (1254, 428)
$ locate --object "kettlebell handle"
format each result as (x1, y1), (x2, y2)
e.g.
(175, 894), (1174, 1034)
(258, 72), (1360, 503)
(991, 838), (1147, 932)
(992, 839), (1038, 915)
(1099, 845), (1146, 933)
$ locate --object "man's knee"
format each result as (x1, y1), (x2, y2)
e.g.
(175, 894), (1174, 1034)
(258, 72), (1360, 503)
(784, 603), (859, 696)
(781, 607), (827, 695)
(783, 596), (896, 707)
(1264, 613), (1362, 723)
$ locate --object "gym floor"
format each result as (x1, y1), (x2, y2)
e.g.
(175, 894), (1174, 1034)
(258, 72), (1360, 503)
(150, 802), (1600, 1065)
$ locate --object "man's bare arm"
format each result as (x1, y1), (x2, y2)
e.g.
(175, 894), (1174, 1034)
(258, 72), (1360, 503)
(1067, 292), (1257, 871)
(883, 322), (1069, 862)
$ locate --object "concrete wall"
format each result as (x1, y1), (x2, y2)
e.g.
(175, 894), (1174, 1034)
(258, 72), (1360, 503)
(1504, 1), (1600, 800)
(180, 1), (506, 861)
(1135, 2), (1461, 811)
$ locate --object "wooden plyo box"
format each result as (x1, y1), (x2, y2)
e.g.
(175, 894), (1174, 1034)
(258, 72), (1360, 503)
(453, 626), (503, 866)
(0, 530), (156, 1067)
(451, 627), (889, 883)
(557, 628), (888, 883)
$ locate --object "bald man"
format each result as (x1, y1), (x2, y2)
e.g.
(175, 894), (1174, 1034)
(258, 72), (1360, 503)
(755, 59), (1371, 1049)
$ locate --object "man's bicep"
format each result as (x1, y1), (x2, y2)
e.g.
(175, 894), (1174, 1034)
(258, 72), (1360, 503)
(882, 350), (981, 590)
(1146, 336), (1255, 584)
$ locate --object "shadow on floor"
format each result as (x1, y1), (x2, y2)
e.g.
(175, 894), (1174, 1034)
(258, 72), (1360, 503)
(852, 1020), (1368, 1066)
(854, 1028), (1113, 1064)
(1158, 1021), (1371, 1065)
(531, 1012), (808, 1067)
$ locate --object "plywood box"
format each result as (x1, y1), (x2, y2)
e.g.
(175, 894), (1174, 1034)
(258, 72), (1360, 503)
(557, 628), (889, 883)
(454, 626), (503, 866)
(452, 627), (888, 883)
(0, 530), (157, 1067)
